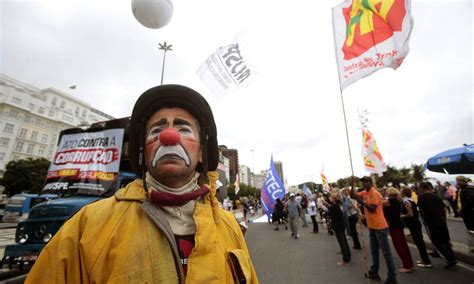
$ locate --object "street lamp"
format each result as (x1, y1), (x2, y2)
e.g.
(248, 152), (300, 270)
(158, 42), (173, 85)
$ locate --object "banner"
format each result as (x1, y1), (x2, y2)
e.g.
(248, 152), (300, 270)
(303, 183), (312, 197)
(234, 173), (240, 195)
(197, 43), (253, 98)
(362, 128), (387, 174)
(260, 155), (286, 217)
(332, 0), (413, 89)
(43, 128), (124, 196)
(321, 171), (329, 192)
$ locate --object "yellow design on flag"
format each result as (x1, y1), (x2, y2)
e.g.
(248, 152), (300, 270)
(361, 128), (387, 174)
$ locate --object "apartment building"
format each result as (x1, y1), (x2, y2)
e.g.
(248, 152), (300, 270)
(0, 74), (114, 176)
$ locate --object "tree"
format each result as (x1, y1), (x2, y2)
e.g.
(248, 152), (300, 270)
(1, 158), (50, 196)
(410, 163), (425, 183)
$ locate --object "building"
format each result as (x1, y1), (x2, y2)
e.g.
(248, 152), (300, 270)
(274, 161), (284, 185)
(239, 165), (252, 186)
(253, 169), (268, 190)
(0, 74), (114, 176)
(219, 145), (239, 183)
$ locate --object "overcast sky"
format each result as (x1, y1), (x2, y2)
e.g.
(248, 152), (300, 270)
(1, 0), (472, 186)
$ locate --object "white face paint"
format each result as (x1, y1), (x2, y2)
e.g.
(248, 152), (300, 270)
(152, 144), (191, 167)
(147, 123), (197, 141)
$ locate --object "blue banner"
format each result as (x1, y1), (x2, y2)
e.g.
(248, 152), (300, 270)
(303, 183), (312, 197)
(260, 155), (286, 218)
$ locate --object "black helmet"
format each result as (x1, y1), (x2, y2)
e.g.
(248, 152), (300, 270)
(129, 84), (218, 179)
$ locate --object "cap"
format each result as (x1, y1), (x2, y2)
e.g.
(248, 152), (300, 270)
(456, 176), (471, 183)
(129, 84), (218, 178)
(289, 193), (295, 197)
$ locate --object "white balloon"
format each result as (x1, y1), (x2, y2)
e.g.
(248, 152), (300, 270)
(132, 0), (173, 29)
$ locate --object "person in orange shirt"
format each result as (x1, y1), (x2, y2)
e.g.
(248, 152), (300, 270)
(355, 176), (397, 284)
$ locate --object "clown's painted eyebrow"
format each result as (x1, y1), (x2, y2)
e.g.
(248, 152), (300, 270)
(147, 117), (197, 130)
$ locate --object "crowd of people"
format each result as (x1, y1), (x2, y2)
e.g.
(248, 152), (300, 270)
(269, 175), (474, 284)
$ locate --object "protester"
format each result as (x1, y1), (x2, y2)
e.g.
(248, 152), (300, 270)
(400, 187), (432, 268)
(356, 176), (397, 284)
(286, 193), (302, 239)
(418, 181), (457, 269)
(326, 192), (351, 266)
(316, 193), (325, 223)
(308, 197), (319, 233)
(344, 188), (361, 249)
(26, 84), (258, 283)
(445, 182), (459, 217)
(273, 198), (288, 231)
(383, 187), (414, 273)
(435, 180), (448, 199)
(300, 194), (309, 227)
(321, 193), (334, 235)
(456, 176), (474, 232)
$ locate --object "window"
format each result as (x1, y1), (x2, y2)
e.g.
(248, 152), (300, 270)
(75, 107), (80, 115)
(52, 97), (57, 105)
(38, 146), (45, 156)
(60, 100), (65, 108)
(82, 109), (86, 117)
(12, 97), (21, 104)
(0, 137), (10, 146)
(41, 133), (48, 143)
(38, 107), (45, 114)
(35, 118), (41, 126)
(15, 141), (23, 152)
(48, 110), (54, 117)
(51, 134), (57, 144)
(4, 123), (14, 133)
(29, 103), (35, 110)
(9, 109), (19, 119)
(31, 131), (38, 141)
(0, 153), (4, 161)
(24, 115), (31, 123)
(26, 144), (34, 154)
(19, 128), (27, 138)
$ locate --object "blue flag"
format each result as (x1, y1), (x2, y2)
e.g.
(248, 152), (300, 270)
(260, 155), (286, 218)
(303, 183), (312, 197)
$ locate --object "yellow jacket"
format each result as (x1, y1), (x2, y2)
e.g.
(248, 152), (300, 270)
(26, 172), (258, 283)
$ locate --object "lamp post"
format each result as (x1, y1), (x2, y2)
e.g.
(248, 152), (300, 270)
(158, 42), (173, 85)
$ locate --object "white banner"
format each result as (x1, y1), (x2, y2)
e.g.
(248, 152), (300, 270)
(332, 0), (413, 90)
(197, 43), (253, 98)
(47, 128), (124, 180)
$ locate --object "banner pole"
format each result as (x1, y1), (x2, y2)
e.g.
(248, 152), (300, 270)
(339, 88), (355, 179)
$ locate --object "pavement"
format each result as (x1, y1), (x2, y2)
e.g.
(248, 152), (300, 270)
(247, 216), (474, 284)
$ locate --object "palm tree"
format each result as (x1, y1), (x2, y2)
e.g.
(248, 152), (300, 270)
(410, 163), (426, 183)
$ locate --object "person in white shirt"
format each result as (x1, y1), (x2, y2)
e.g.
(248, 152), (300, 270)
(308, 197), (319, 233)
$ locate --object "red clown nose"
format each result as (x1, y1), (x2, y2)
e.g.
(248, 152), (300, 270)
(159, 128), (181, 145)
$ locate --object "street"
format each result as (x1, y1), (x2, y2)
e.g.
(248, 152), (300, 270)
(0, 217), (473, 283)
(246, 217), (474, 284)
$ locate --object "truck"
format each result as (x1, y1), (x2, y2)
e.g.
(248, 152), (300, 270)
(1, 117), (137, 270)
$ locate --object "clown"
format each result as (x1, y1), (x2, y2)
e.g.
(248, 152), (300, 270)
(27, 85), (258, 283)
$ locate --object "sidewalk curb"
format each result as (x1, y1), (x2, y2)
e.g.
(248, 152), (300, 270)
(405, 233), (474, 266)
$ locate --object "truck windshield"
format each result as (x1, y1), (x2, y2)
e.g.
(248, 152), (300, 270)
(8, 196), (26, 206)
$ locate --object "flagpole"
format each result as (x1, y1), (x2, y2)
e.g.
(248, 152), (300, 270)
(339, 88), (355, 179)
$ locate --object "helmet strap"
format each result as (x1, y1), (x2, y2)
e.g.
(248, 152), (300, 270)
(201, 127), (209, 184)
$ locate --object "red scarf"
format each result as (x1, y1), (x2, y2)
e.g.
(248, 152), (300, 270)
(149, 185), (209, 207)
